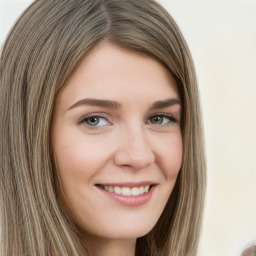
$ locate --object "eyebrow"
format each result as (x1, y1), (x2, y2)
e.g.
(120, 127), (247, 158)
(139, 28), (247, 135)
(67, 97), (181, 111)
(67, 98), (122, 111)
(149, 98), (181, 110)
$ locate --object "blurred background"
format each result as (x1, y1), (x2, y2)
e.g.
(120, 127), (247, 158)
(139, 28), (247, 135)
(0, 0), (255, 255)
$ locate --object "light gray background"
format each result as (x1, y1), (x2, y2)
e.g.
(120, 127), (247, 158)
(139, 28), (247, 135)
(1, 0), (255, 255)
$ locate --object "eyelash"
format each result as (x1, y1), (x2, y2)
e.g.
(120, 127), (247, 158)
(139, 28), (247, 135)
(147, 113), (177, 125)
(78, 113), (177, 130)
(78, 114), (110, 130)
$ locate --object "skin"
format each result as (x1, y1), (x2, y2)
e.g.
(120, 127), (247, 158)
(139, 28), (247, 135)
(51, 42), (182, 256)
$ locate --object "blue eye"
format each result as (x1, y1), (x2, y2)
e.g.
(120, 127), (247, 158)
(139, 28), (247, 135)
(149, 114), (176, 125)
(82, 116), (109, 127)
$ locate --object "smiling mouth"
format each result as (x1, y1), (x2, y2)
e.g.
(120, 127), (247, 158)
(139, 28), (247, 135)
(96, 184), (154, 197)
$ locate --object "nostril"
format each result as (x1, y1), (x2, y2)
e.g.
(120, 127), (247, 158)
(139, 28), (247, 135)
(113, 148), (154, 171)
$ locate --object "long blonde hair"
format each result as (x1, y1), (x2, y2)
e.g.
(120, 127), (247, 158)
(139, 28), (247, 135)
(0, 0), (206, 255)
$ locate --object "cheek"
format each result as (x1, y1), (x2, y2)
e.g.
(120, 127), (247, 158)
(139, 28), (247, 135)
(52, 131), (114, 208)
(52, 132), (113, 219)
(54, 131), (109, 178)
(154, 132), (182, 180)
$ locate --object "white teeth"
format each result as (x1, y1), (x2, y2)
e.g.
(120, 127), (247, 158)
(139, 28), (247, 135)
(100, 185), (152, 196)
(114, 186), (121, 194)
(122, 187), (132, 196)
(131, 187), (140, 196)
(139, 186), (145, 194)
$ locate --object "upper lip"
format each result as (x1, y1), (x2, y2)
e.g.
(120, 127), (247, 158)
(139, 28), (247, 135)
(96, 181), (157, 187)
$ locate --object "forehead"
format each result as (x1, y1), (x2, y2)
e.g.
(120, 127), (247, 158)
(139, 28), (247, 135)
(56, 42), (180, 108)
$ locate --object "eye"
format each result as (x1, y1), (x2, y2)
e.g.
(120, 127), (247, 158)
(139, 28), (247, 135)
(80, 115), (109, 128)
(148, 114), (176, 125)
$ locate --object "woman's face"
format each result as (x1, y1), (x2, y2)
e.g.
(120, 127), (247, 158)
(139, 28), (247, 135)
(51, 42), (182, 241)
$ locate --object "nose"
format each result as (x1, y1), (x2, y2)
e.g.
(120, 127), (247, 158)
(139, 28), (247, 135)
(113, 128), (155, 171)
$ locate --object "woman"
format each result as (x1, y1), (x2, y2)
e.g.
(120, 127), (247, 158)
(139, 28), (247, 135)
(0, 0), (206, 255)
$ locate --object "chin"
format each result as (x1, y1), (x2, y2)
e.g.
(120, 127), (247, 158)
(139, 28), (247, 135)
(94, 216), (159, 240)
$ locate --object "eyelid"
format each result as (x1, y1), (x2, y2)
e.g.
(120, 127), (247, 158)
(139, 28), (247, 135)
(77, 112), (179, 131)
(78, 113), (109, 123)
(78, 113), (112, 130)
(147, 112), (178, 124)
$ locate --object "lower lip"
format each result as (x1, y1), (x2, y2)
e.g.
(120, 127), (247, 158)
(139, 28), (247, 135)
(97, 185), (156, 207)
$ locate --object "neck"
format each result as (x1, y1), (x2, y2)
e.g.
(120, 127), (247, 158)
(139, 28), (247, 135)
(82, 234), (136, 256)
